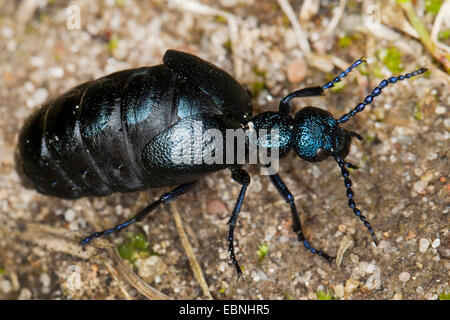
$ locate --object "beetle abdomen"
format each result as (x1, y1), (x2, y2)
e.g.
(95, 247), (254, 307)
(16, 50), (252, 199)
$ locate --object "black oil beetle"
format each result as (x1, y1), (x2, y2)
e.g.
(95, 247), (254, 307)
(15, 50), (427, 276)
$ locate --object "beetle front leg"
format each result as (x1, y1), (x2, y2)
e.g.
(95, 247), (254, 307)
(227, 168), (251, 278)
(81, 182), (197, 246)
(268, 173), (333, 262)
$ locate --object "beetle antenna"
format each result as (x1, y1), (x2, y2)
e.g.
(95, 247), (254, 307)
(334, 154), (378, 245)
(337, 68), (428, 124)
(322, 57), (366, 90)
(279, 58), (366, 113)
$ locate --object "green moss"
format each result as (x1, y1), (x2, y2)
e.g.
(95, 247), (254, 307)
(251, 67), (267, 98)
(253, 67), (267, 78)
(438, 30), (450, 41)
(282, 16), (290, 28)
(223, 40), (232, 52)
(372, 66), (385, 79)
(330, 80), (346, 93)
(39, 13), (48, 23)
(364, 135), (376, 144)
(316, 290), (334, 300)
(108, 34), (120, 52)
(0, 267), (5, 275)
(439, 292), (450, 300)
(118, 232), (154, 263)
(25, 24), (36, 34)
(377, 47), (404, 74)
(252, 81), (265, 98)
(425, 0), (443, 14)
(338, 36), (352, 48)
(283, 292), (296, 300)
(215, 15), (227, 24)
(414, 103), (424, 120)
(347, 0), (358, 9)
(257, 244), (269, 261)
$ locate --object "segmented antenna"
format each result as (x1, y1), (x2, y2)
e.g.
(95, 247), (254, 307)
(338, 68), (428, 124)
(334, 155), (378, 245)
(321, 57), (366, 90)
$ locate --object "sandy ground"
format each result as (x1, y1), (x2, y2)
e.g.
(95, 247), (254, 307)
(0, 0), (448, 300)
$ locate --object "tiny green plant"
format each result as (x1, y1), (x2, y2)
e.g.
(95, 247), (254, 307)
(118, 232), (154, 263)
(316, 290), (335, 300)
(257, 243), (269, 262)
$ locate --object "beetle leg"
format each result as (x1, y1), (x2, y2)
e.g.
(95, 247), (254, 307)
(268, 172), (334, 262)
(80, 182), (196, 246)
(348, 130), (363, 141)
(227, 168), (250, 278)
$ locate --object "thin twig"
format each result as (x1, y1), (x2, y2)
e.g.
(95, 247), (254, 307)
(171, 202), (213, 300)
(108, 247), (171, 300)
(277, 0), (312, 59)
(399, 0), (450, 72)
(102, 260), (134, 300)
(167, 0), (242, 79)
(323, 0), (347, 37)
(431, 0), (450, 53)
(7, 219), (170, 300)
(335, 234), (355, 268)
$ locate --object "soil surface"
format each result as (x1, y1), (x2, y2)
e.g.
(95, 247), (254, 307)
(0, 0), (448, 300)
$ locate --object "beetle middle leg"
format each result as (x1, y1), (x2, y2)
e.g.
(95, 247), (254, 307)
(268, 172), (333, 262)
(227, 168), (250, 278)
(81, 182), (197, 246)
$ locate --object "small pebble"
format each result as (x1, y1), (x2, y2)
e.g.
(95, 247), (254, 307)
(0, 280), (12, 294)
(136, 256), (166, 282)
(420, 171), (434, 182)
(444, 118), (450, 128)
(431, 238), (440, 248)
(419, 238), (430, 253)
(30, 88), (48, 106)
(40, 273), (51, 287)
(345, 278), (359, 295)
(392, 292), (403, 300)
(426, 153), (438, 161)
(286, 57), (307, 83)
(414, 181), (427, 194)
(399, 271), (410, 283)
(333, 284), (345, 298)
(64, 209), (76, 222)
(435, 106), (447, 115)
(207, 200), (228, 215)
(49, 66), (64, 78)
(18, 288), (32, 300)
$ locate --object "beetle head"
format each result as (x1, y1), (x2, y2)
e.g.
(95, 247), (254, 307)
(291, 106), (353, 162)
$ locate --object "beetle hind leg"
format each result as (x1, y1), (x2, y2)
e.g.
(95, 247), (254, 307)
(80, 182), (196, 246)
(268, 172), (334, 262)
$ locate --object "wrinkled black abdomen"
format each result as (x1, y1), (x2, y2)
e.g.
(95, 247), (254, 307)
(15, 50), (252, 199)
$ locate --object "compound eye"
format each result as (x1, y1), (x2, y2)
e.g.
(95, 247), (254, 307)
(315, 148), (328, 161)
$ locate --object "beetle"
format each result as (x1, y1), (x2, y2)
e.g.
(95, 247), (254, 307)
(15, 49), (427, 276)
